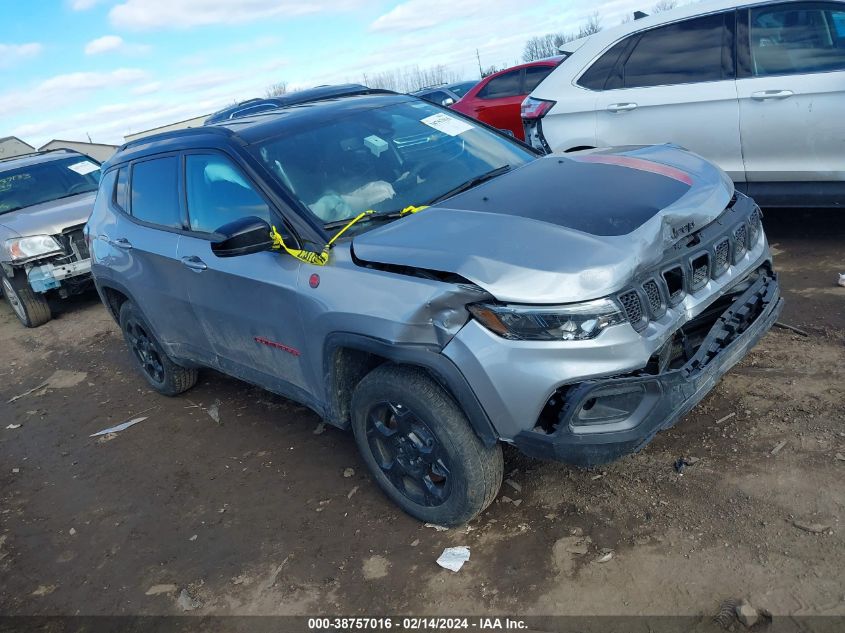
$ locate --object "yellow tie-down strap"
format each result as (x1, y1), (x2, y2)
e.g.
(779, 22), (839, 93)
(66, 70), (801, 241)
(270, 205), (429, 266)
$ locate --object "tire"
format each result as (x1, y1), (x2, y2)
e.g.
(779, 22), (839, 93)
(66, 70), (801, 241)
(351, 364), (503, 526)
(1, 272), (51, 328)
(118, 301), (198, 396)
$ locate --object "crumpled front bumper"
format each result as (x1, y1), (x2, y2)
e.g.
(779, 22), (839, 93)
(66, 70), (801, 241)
(512, 272), (783, 466)
(27, 258), (92, 293)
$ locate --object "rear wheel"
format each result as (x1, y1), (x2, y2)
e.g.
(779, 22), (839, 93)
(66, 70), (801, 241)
(1, 271), (51, 328)
(351, 364), (503, 526)
(119, 301), (197, 396)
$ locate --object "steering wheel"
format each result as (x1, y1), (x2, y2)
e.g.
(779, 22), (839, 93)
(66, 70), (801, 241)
(66, 182), (92, 195)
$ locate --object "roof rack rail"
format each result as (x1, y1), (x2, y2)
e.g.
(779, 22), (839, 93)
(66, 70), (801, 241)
(0, 147), (79, 164)
(119, 125), (235, 152)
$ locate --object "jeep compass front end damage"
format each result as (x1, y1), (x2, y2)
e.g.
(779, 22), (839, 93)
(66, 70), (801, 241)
(353, 144), (782, 466)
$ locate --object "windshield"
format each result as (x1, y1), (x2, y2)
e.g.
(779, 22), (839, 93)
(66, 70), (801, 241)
(252, 99), (535, 226)
(0, 156), (101, 215)
(449, 81), (477, 97)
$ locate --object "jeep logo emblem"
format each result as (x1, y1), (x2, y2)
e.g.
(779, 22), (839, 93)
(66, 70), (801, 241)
(672, 221), (696, 239)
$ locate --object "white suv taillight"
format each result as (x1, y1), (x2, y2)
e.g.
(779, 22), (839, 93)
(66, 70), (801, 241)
(521, 97), (555, 120)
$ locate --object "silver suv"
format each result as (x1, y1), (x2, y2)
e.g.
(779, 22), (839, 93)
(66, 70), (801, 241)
(0, 150), (100, 327)
(87, 93), (782, 525)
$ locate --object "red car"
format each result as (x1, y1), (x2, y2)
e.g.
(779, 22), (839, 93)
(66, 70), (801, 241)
(450, 57), (563, 140)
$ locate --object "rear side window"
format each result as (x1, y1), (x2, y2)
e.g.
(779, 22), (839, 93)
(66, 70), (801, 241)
(185, 154), (271, 234)
(622, 13), (732, 88)
(578, 39), (631, 90)
(524, 65), (554, 92)
(478, 70), (523, 98)
(750, 2), (845, 76)
(130, 156), (182, 229)
(114, 167), (129, 212)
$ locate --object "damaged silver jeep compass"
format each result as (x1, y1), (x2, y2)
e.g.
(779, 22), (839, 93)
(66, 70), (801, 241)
(87, 91), (782, 525)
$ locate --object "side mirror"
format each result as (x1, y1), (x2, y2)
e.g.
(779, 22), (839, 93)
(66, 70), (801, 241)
(211, 216), (273, 257)
(441, 97), (455, 107)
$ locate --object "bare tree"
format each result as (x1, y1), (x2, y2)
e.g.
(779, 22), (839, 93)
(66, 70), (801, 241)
(360, 64), (462, 93)
(523, 11), (604, 61)
(264, 81), (288, 97)
(653, 0), (678, 12)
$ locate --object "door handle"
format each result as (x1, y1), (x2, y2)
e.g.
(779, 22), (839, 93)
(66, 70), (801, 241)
(751, 90), (793, 100)
(607, 102), (638, 112)
(111, 237), (133, 249)
(181, 255), (207, 272)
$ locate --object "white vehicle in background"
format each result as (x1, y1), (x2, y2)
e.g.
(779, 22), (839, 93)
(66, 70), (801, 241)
(523, 0), (845, 207)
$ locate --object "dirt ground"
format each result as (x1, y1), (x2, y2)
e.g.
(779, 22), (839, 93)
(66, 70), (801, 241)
(0, 210), (843, 625)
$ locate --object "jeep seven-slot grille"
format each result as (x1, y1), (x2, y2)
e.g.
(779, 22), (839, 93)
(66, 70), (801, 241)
(619, 290), (643, 325)
(617, 203), (763, 330)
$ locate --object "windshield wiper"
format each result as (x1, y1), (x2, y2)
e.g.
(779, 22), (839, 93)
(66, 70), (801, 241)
(426, 164), (511, 206)
(323, 212), (398, 231)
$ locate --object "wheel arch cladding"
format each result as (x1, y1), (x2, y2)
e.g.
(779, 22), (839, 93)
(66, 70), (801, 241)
(322, 332), (499, 447)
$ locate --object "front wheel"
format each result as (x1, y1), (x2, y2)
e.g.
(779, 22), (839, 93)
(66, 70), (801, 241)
(1, 272), (51, 328)
(351, 364), (503, 526)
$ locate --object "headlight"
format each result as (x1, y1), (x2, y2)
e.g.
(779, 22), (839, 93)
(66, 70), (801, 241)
(6, 235), (63, 261)
(467, 298), (626, 341)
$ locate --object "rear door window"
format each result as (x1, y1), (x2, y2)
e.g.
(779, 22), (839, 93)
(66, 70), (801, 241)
(578, 39), (632, 90)
(185, 153), (272, 234)
(750, 2), (845, 75)
(621, 12), (732, 87)
(524, 65), (555, 92)
(114, 167), (129, 212)
(477, 70), (524, 98)
(130, 156), (182, 229)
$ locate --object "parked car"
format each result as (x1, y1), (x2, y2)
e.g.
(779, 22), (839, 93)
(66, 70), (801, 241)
(411, 80), (479, 106)
(451, 57), (564, 139)
(88, 91), (781, 525)
(0, 149), (99, 327)
(205, 84), (379, 124)
(522, 0), (845, 207)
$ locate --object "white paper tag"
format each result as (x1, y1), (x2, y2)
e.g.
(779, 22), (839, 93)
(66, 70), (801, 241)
(67, 160), (99, 175)
(420, 113), (474, 137)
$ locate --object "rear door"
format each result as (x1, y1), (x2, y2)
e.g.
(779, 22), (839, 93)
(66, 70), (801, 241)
(736, 1), (845, 189)
(593, 11), (744, 181)
(175, 151), (310, 397)
(99, 156), (206, 361)
(470, 69), (527, 138)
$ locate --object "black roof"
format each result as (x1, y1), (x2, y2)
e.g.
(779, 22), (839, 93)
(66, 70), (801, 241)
(106, 92), (416, 169)
(204, 84), (385, 124)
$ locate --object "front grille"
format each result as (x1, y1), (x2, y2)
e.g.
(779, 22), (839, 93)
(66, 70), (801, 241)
(690, 254), (710, 290)
(643, 279), (663, 317)
(619, 290), (643, 326)
(615, 196), (764, 331)
(733, 224), (747, 262)
(714, 239), (730, 276)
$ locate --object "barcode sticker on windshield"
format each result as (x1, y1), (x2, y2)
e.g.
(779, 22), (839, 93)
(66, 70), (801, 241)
(67, 160), (99, 175)
(420, 113), (474, 137)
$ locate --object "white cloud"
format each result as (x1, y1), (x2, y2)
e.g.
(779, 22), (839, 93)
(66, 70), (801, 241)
(0, 68), (149, 120)
(109, 0), (353, 30)
(371, 0), (512, 32)
(0, 42), (43, 68)
(132, 81), (161, 95)
(85, 34), (151, 55)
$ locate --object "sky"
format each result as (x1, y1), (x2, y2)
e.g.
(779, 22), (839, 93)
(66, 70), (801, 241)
(0, 0), (650, 147)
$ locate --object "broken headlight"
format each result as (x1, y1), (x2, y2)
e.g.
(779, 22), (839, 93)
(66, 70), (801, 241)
(6, 235), (63, 262)
(467, 298), (626, 341)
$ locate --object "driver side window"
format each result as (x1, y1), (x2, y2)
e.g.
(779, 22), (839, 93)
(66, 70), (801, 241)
(185, 153), (272, 234)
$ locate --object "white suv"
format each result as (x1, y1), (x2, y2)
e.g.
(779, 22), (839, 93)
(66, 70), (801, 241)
(523, 0), (845, 207)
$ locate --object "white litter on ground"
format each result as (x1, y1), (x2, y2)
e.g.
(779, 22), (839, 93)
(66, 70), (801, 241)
(90, 416), (148, 437)
(436, 546), (470, 572)
(424, 523), (449, 531)
(838, 273), (845, 287)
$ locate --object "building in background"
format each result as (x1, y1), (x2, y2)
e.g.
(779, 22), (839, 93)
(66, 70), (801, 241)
(38, 139), (117, 163)
(0, 136), (36, 159)
(124, 114), (210, 143)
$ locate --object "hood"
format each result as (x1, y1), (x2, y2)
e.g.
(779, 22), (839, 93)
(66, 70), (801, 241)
(0, 192), (96, 238)
(352, 144), (734, 303)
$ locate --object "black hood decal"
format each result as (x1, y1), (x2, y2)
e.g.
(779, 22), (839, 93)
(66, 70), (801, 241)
(443, 155), (691, 236)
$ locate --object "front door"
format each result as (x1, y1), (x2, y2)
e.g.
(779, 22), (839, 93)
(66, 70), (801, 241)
(175, 151), (310, 398)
